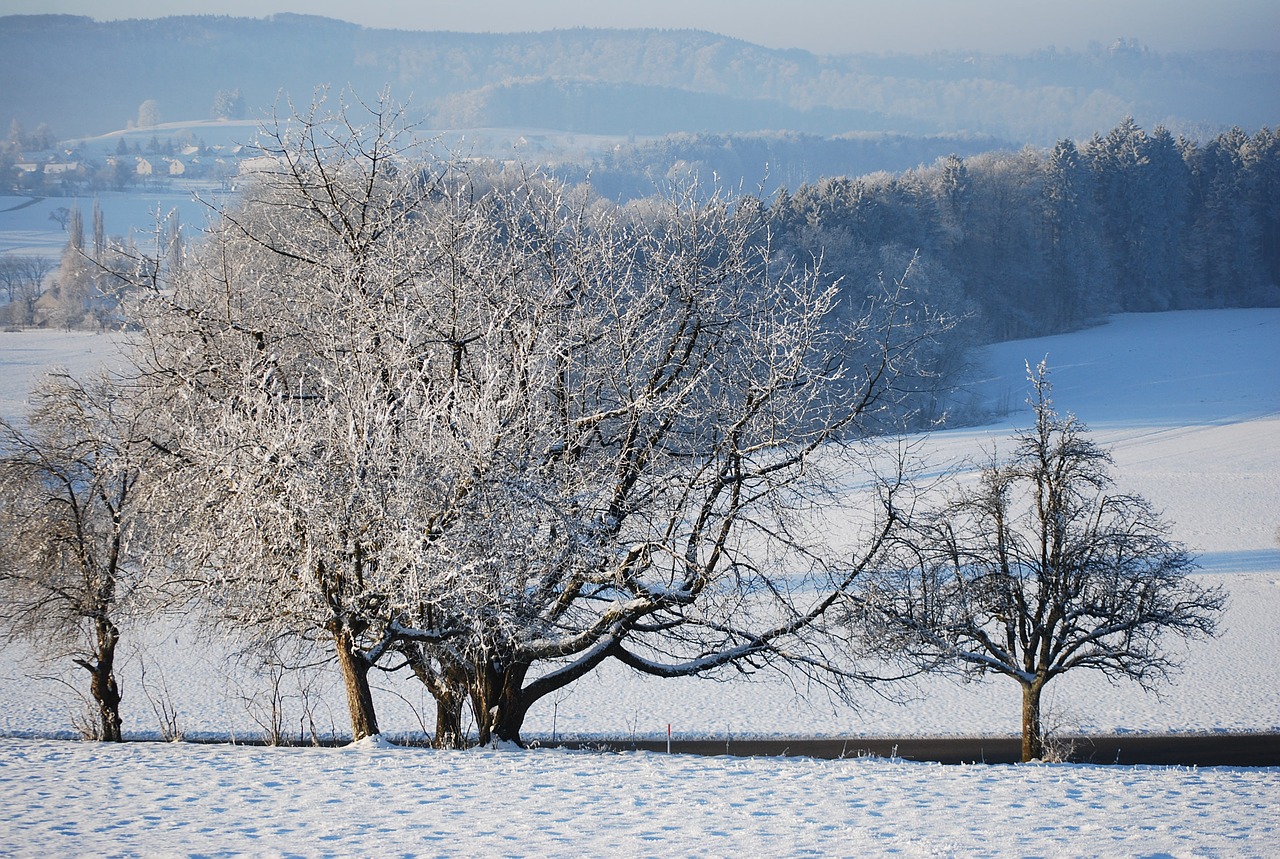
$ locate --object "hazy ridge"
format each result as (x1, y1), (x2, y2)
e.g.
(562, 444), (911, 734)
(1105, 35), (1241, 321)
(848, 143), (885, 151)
(2, 13), (1276, 145)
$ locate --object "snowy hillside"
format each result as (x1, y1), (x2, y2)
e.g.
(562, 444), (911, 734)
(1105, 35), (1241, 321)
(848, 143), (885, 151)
(1, 308), (1276, 743)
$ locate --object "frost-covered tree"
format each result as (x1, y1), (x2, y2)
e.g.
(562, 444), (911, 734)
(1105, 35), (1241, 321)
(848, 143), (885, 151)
(1040, 138), (1111, 326)
(136, 99), (161, 129)
(0, 254), (54, 326)
(212, 88), (246, 121)
(127, 91), (941, 744)
(127, 93), (466, 740)
(45, 205), (94, 329)
(396, 181), (936, 745)
(0, 374), (151, 741)
(92, 200), (106, 263)
(859, 362), (1225, 761)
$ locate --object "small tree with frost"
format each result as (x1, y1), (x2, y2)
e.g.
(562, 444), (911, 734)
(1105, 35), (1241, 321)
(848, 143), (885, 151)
(0, 374), (150, 741)
(859, 362), (1225, 761)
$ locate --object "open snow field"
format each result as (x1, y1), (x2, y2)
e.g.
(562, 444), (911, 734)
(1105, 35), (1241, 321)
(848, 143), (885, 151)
(0, 308), (1277, 856)
(0, 192), (211, 258)
(1, 735), (1275, 858)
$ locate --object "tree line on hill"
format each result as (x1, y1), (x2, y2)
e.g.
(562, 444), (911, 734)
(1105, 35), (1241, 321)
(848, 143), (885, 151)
(761, 120), (1280, 347)
(549, 118), (1280, 366)
(14, 117), (1279, 404)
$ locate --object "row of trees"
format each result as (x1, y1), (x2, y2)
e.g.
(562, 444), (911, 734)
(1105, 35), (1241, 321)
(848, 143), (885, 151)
(7, 119), (58, 152)
(0, 96), (1225, 759)
(579, 130), (1007, 201)
(0, 200), (169, 329)
(0, 253), (54, 327)
(9, 117), (1276, 349)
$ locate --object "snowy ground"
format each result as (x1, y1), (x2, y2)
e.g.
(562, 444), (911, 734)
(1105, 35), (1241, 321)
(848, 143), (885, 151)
(0, 309), (1277, 856)
(1, 735), (1276, 859)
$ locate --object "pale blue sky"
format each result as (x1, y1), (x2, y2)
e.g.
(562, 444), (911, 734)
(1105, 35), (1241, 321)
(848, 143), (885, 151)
(4, 0), (1276, 54)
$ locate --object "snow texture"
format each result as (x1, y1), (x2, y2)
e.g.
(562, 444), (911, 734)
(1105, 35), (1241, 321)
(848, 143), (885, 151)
(0, 736), (1274, 858)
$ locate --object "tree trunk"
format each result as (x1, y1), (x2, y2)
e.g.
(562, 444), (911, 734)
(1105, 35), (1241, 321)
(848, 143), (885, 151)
(472, 658), (531, 747)
(469, 638), (622, 747)
(404, 645), (470, 748)
(434, 694), (466, 749)
(88, 617), (122, 742)
(1020, 679), (1045, 762)
(424, 663), (468, 749)
(333, 629), (379, 740)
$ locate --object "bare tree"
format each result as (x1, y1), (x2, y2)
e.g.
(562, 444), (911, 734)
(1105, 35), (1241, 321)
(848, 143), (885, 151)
(127, 92), (467, 741)
(0, 254), (54, 325)
(0, 374), (150, 741)
(126, 91), (942, 744)
(859, 362), (1226, 761)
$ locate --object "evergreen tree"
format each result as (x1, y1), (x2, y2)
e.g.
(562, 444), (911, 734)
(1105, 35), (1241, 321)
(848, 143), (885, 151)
(1042, 139), (1106, 325)
(1184, 129), (1263, 307)
(1242, 128), (1280, 293)
(92, 200), (105, 262)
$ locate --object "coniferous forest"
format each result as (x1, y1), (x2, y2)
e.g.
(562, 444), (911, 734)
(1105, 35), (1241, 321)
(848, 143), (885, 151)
(759, 121), (1280, 346)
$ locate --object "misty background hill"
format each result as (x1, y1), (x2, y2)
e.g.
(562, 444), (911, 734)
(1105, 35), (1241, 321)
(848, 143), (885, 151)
(2, 13), (1276, 149)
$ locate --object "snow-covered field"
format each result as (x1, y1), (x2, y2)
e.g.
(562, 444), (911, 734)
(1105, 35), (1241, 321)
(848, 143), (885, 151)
(0, 192), (211, 258)
(1, 735), (1275, 859)
(2, 310), (1276, 743)
(0, 308), (1277, 856)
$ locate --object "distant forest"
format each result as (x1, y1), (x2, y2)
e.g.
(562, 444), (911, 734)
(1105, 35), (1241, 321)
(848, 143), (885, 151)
(759, 120), (1279, 354)
(16, 115), (1276, 418)
(567, 119), (1280, 348)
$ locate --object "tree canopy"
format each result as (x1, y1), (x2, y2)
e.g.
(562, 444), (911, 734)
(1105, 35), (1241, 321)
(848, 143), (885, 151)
(124, 92), (943, 744)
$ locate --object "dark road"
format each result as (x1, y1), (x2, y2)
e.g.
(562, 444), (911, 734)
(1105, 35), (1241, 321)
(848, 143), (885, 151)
(557, 733), (1280, 766)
